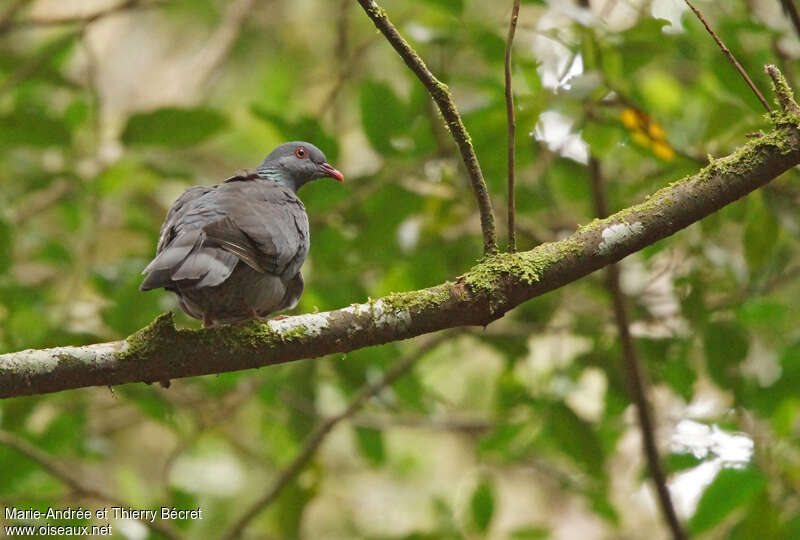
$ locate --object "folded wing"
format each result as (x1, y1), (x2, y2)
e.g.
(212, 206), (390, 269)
(140, 175), (309, 293)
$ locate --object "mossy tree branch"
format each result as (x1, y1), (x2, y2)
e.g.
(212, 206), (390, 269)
(2, 67), (799, 399)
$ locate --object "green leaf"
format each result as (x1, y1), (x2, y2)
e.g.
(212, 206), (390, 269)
(477, 422), (526, 458)
(588, 486), (619, 524)
(392, 372), (428, 413)
(272, 479), (312, 539)
(744, 192), (780, 272)
(359, 80), (408, 154)
(618, 18), (672, 76)
(8, 307), (49, 349)
(663, 452), (703, 475)
(659, 340), (695, 401)
(0, 110), (71, 148)
(0, 218), (11, 274)
(167, 488), (199, 530)
(728, 494), (781, 540)
(97, 263), (164, 335)
(117, 385), (174, 425)
(736, 298), (789, 329)
(420, 0), (463, 13)
(286, 362), (317, 441)
(494, 370), (531, 412)
(544, 403), (605, 475)
(354, 426), (386, 466)
(639, 70), (684, 114)
(470, 479), (495, 533)
(583, 122), (624, 157)
(689, 467), (766, 534)
(704, 321), (748, 389)
(782, 513), (800, 539)
(468, 24), (506, 64)
(121, 107), (228, 147)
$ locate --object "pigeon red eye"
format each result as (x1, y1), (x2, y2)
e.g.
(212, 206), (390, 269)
(294, 146), (307, 159)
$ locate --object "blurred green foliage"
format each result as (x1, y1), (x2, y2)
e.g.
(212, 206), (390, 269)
(2, 0), (800, 538)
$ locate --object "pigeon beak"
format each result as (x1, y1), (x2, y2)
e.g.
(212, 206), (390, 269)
(318, 162), (344, 182)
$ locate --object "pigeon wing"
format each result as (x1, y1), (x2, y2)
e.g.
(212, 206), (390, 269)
(140, 185), (239, 291)
(203, 181), (310, 280)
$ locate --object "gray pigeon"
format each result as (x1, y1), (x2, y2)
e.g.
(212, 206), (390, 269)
(140, 141), (343, 327)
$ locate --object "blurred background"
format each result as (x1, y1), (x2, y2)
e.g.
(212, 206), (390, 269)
(2, 0), (800, 538)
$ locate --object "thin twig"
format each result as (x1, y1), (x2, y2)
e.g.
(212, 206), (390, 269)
(7, 180), (73, 225)
(780, 0), (800, 41)
(326, 0), (353, 124)
(504, 0), (520, 253)
(190, 0), (258, 89)
(710, 264), (800, 311)
(9, 0), (165, 29)
(587, 157), (687, 540)
(0, 0), (30, 34)
(317, 37), (375, 118)
(683, 0), (771, 112)
(81, 26), (102, 146)
(221, 332), (454, 540)
(0, 31), (81, 97)
(351, 413), (492, 434)
(354, 0), (498, 254)
(0, 430), (183, 540)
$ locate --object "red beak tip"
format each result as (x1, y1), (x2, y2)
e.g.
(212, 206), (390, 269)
(321, 163), (344, 182)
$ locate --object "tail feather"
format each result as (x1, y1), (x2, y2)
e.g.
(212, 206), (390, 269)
(141, 229), (238, 290)
(171, 247), (238, 287)
(139, 269), (173, 291)
(142, 230), (202, 274)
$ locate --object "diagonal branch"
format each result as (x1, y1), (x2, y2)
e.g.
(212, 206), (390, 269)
(587, 157), (687, 540)
(354, 0), (498, 254)
(505, 0), (521, 252)
(0, 430), (183, 540)
(0, 66), (798, 399)
(684, 0), (771, 112)
(221, 332), (454, 540)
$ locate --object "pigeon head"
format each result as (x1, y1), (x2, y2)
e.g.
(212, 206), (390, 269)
(257, 141), (343, 192)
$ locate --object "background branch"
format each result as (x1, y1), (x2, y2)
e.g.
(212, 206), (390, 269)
(354, 0), (498, 254)
(587, 156), (687, 540)
(0, 0), (30, 34)
(0, 430), (183, 540)
(222, 332), (454, 540)
(779, 0), (800, 41)
(5, 0), (164, 30)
